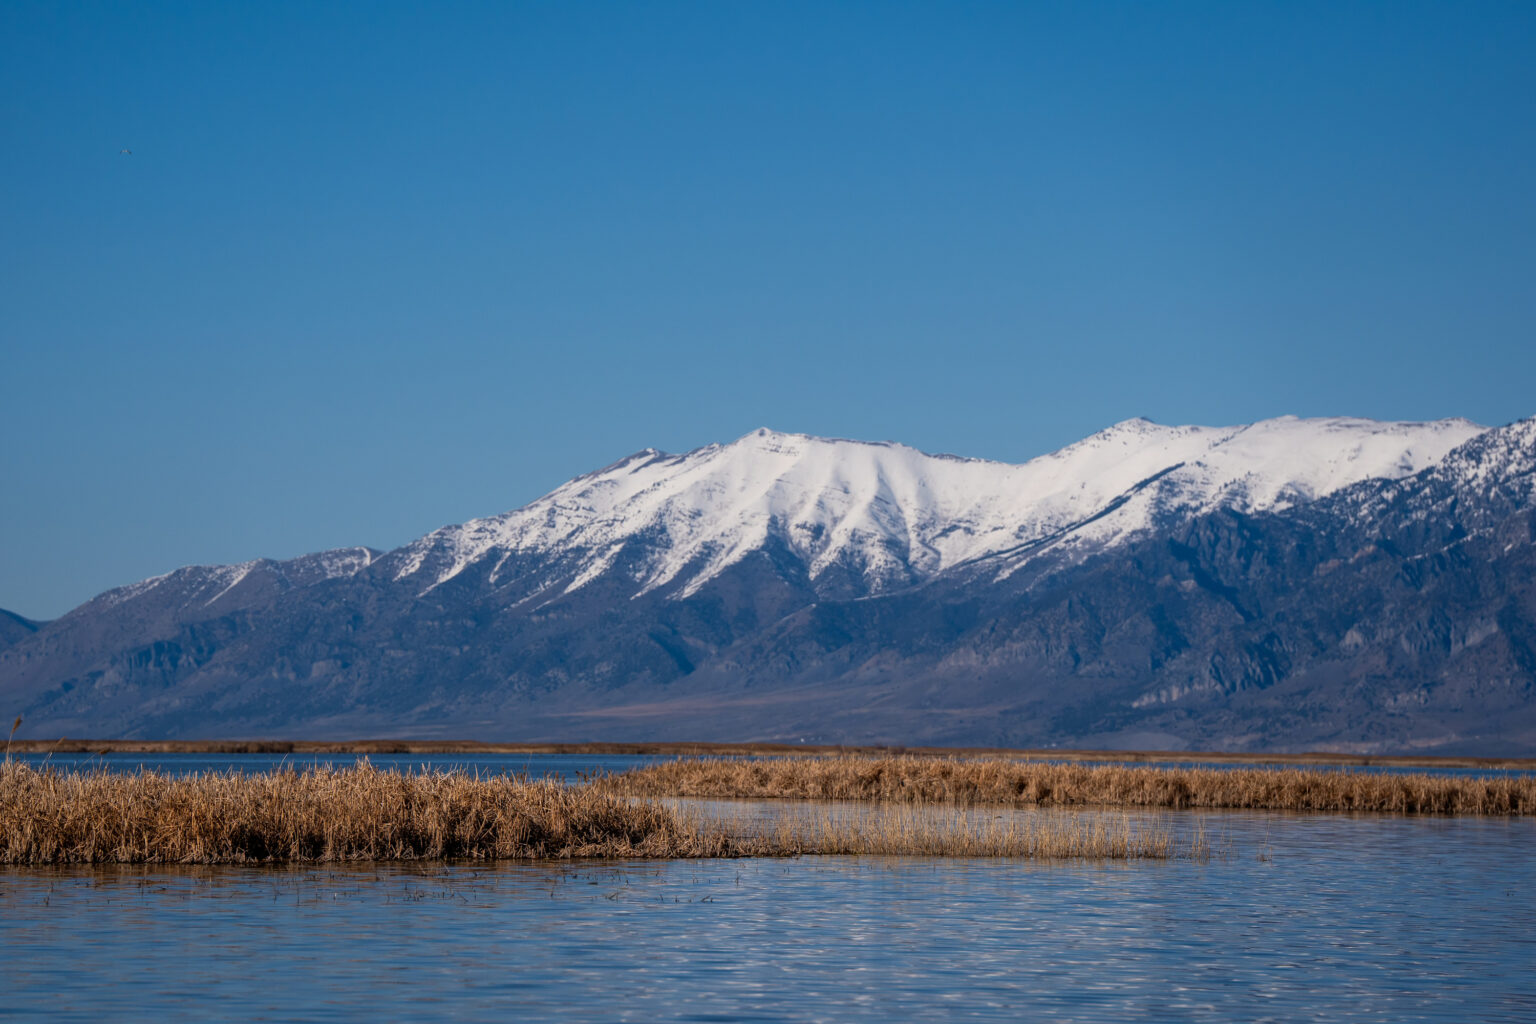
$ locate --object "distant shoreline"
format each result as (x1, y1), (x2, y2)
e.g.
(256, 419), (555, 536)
(7, 738), (1533, 771)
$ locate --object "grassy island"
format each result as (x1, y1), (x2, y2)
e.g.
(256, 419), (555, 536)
(604, 755), (1536, 815)
(0, 761), (1177, 865)
(6, 752), (1527, 866)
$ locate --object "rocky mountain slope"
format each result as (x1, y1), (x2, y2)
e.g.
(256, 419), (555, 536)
(2, 415), (1531, 753)
(0, 609), (43, 652)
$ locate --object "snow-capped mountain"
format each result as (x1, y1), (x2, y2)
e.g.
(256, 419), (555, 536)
(386, 416), (1485, 600)
(4, 414), (1531, 753)
(93, 547), (379, 613)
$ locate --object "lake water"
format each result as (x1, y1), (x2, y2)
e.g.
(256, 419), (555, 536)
(11, 750), (1534, 779)
(3, 755), (1533, 1021)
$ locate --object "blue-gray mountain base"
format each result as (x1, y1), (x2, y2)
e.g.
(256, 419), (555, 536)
(3, 416), (1533, 754)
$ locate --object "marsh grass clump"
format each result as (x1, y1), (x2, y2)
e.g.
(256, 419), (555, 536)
(758, 803), (1176, 859)
(604, 756), (1536, 815)
(0, 761), (738, 865)
(0, 761), (1192, 865)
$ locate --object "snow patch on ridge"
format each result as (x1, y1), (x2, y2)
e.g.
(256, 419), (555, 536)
(393, 417), (1488, 601)
(86, 547), (378, 614)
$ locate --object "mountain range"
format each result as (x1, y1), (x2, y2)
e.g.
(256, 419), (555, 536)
(3, 414), (1533, 753)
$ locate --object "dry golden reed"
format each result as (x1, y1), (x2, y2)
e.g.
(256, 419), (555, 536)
(0, 761), (1185, 865)
(754, 803), (1178, 860)
(605, 755), (1536, 815)
(0, 761), (735, 865)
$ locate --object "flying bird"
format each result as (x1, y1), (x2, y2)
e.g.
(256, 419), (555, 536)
(120, 148), (131, 155)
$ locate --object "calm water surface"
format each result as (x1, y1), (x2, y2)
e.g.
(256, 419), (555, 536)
(3, 756), (1533, 1022)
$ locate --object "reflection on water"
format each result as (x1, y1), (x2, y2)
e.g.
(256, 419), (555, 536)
(3, 799), (1533, 1023)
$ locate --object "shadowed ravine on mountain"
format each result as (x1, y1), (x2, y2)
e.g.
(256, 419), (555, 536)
(2, 416), (1532, 753)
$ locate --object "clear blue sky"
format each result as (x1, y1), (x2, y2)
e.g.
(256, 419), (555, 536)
(3, 1), (1534, 619)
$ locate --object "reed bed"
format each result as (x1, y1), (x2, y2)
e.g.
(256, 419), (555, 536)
(604, 755), (1536, 815)
(755, 803), (1180, 859)
(0, 762), (1186, 865)
(0, 761), (736, 864)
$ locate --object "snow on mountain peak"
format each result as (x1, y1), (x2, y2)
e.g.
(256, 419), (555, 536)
(394, 416), (1489, 599)
(84, 547), (379, 616)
